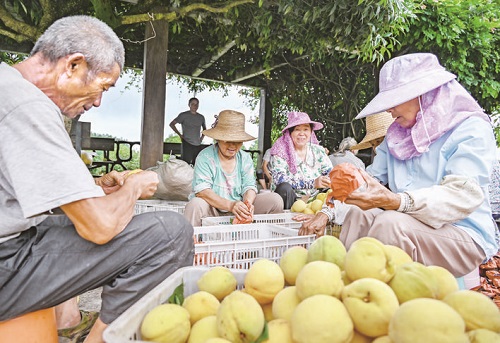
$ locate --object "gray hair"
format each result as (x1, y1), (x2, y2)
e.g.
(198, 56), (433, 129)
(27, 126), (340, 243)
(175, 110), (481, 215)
(31, 15), (125, 77)
(336, 137), (357, 153)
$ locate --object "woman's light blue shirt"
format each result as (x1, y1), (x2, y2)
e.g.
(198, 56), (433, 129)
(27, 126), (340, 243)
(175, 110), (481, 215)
(368, 117), (498, 259)
(192, 144), (257, 201)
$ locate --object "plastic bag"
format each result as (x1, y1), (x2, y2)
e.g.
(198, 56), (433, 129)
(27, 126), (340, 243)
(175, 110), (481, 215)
(147, 156), (193, 201)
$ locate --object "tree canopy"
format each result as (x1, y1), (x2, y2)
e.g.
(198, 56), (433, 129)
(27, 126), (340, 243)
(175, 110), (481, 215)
(1, 0), (499, 149)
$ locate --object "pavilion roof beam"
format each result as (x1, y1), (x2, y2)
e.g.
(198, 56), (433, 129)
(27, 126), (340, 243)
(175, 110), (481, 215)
(231, 55), (309, 83)
(191, 40), (236, 77)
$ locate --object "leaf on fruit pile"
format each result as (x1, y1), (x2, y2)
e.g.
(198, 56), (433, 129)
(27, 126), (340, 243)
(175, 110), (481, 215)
(252, 321), (269, 343)
(167, 283), (184, 305)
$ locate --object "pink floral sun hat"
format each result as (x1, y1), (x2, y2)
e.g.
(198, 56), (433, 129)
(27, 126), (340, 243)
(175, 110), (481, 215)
(282, 111), (323, 132)
(356, 53), (456, 119)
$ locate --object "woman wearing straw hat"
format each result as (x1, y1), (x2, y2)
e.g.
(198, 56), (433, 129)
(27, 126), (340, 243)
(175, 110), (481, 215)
(329, 137), (365, 170)
(183, 110), (284, 226)
(300, 53), (497, 280)
(350, 111), (395, 163)
(269, 111), (333, 209)
(350, 111), (394, 151)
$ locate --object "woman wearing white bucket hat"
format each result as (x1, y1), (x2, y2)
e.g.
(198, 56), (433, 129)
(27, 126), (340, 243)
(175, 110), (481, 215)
(183, 110), (284, 226)
(300, 53), (497, 281)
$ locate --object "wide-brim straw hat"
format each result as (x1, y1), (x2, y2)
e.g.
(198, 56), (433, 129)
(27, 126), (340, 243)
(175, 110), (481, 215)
(351, 111), (395, 150)
(356, 53), (456, 119)
(202, 110), (256, 142)
(282, 111), (323, 133)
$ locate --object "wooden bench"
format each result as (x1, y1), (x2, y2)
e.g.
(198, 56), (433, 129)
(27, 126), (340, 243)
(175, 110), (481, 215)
(84, 137), (116, 173)
(163, 142), (184, 158)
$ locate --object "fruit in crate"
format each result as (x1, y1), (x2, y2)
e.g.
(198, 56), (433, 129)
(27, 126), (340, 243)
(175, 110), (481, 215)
(244, 259), (285, 305)
(291, 294), (354, 343)
(426, 265), (459, 299)
(389, 262), (439, 304)
(187, 315), (219, 343)
(327, 162), (366, 203)
(302, 207), (315, 214)
(467, 328), (500, 342)
(197, 266), (237, 301)
(316, 192), (328, 202)
(291, 199), (307, 213)
(264, 318), (293, 343)
(383, 244), (413, 267)
(388, 298), (469, 343)
(295, 260), (343, 300)
(261, 302), (274, 321)
(310, 199), (323, 213)
(146, 236), (500, 343)
(350, 331), (374, 343)
(216, 290), (265, 343)
(140, 303), (191, 343)
(182, 291), (220, 325)
(344, 237), (395, 283)
(279, 246), (309, 285)
(341, 278), (399, 337)
(204, 338), (233, 343)
(272, 286), (301, 321)
(341, 270), (352, 286)
(443, 290), (500, 332)
(306, 235), (347, 270)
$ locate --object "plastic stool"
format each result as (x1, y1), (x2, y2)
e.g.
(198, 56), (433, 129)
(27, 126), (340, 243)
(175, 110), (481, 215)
(456, 268), (480, 290)
(0, 307), (58, 343)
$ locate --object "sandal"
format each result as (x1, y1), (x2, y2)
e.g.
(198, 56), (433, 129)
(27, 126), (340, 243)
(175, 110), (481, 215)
(57, 310), (99, 343)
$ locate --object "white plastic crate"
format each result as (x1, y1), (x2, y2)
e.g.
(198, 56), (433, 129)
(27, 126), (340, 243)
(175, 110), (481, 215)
(103, 266), (247, 343)
(193, 223), (315, 269)
(201, 212), (342, 238)
(201, 212), (303, 229)
(134, 199), (187, 215)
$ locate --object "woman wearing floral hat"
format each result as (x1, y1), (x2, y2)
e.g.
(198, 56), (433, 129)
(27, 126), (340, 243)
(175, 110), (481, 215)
(269, 111), (333, 209)
(300, 53), (497, 281)
(183, 110), (284, 226)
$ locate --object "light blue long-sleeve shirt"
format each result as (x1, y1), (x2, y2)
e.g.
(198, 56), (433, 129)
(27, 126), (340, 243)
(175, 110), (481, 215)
(368, 116), (498, 260)
(191, 144), (257, 201)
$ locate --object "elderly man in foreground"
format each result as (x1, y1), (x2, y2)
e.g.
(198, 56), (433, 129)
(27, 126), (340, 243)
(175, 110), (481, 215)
(0, 15), (194, 342)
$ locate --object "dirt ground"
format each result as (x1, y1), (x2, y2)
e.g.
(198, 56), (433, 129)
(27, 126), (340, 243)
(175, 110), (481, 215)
(79, 288), (102, 313)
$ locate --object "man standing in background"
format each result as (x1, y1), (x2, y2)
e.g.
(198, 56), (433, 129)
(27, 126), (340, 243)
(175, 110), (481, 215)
(169, 97), (207, 165)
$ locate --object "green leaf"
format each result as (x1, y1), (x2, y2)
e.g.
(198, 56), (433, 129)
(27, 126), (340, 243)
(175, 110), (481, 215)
(168, 283), (184, 305)
(252, 321), (269, 343)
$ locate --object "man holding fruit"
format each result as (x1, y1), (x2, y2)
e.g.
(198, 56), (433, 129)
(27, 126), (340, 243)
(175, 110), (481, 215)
(0, 15), (194, 342)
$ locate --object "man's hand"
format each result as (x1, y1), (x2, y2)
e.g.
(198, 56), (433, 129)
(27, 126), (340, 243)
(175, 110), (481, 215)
(298, 212), (329, 237)
(127, 170), (159, 199)
(95, 170), (128, 194)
